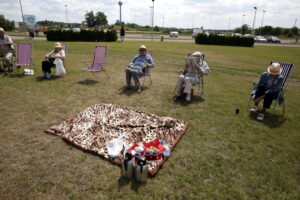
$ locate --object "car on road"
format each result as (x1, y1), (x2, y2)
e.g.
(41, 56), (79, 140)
(267, 36), (281, 43)
(254, 35), (267, 42)
(243, 34), (254, 38)
(170, 29), (179, 37)
(192, 28), (203, 38)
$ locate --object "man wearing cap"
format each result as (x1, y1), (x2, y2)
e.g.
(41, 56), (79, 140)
(173, 51), (210, 104)
(41, 42), (65, 79)
(0, 28), (14, 72)
(250, 63), (284, 120)
(124, 45), (155, 93)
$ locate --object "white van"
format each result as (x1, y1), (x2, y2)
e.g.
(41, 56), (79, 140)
(170, 29), (179, 37)
(192, 28), (203, 38)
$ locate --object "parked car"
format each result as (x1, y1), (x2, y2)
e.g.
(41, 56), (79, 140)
(267, 36), (281, 43)
(170, 29), (179, 37)
(243, 34), (254, 38)
(192, 28), (203, 38)
(254, 36), (267, 42)
(231, 33), (242, 37)
(72, 28), (81, 32)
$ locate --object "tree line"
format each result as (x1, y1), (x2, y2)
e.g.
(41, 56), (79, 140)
(235, 24), (299, 37)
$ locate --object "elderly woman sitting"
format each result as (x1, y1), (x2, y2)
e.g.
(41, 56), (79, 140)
(41, 42), (66, 79)
(173, 52), (210, 104)
(250, 63), (284, 120)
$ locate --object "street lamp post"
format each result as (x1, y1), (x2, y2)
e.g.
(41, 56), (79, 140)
(242, 14), (245, 26)
(118, 1), (123, 24)
(259, 10), (266, 35)
(151, 0), (155, 41)
(64, 4), (69, 27)
(228, 17), (231, 32)
(252, 6), (257, 34)
(18, 0), (27, 38)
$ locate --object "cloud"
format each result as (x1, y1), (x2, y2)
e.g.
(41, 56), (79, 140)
(0, 0), (299, 29)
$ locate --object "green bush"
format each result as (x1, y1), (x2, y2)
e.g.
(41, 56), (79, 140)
(47, 29), (118, 42)
(195, 34), (254, 47)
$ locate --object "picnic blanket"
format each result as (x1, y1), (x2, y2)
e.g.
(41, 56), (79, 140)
(45, 103), (188, 175)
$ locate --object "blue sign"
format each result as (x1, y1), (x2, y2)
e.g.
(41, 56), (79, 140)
(23, 15), (36, 26)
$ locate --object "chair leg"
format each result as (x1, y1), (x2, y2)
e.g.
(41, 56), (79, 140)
(104, 70), (110, 79)
(142, 76), (146, 88)
(149, 75), (152, 85)
(246, 96), (252, 112)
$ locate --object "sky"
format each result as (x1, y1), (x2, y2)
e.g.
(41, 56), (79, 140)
(0, 0), (299, 29)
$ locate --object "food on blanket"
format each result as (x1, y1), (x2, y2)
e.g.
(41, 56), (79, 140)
(146, 146), (159, 152)
(164, 118), (175, 128)
(135, 146), (144, 153)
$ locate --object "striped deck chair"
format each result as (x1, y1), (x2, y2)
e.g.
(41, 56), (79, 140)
(81, 45), (109, 80)
(15, 42), (35, 72)
(141, 50), (153, 87)
(247, 61), (293, 118)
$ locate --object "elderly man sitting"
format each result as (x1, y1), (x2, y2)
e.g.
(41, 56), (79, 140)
(0, 28), (14, 73)
(124, 45), (155, 93)
(173, 51), (210, 104)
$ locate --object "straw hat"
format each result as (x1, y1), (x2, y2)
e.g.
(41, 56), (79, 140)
(53, 42), (62, 48)
(0, 28), (4, 32)
(192, 51), (203, 57)
(267, 63), (282, 75)
(139, 45), (147, 50)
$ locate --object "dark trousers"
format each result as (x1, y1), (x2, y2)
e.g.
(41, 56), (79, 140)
(42, 60), (55, 74)
(254, 86), (278, 109)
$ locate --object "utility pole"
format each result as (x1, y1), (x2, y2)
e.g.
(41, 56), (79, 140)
(151, 0), (155, 41)
(259, 10), (266, 35)
(252, 6), (257, 34)
(294, 18), (298, 27)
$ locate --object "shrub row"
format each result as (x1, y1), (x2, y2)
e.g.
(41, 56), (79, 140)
(46, 29), (118, 42)
(195, 34), (254, 47)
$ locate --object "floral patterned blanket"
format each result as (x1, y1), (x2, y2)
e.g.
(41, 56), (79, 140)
(45, 103), (188, 175)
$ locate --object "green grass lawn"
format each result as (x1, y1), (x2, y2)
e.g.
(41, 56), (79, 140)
(0, 40), (299, 200)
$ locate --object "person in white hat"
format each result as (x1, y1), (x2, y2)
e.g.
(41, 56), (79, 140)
(173, 51), (210, 104)
(250, 63), (284, 120)
(41, 42), (65, 79)
(0, 27), (14, 73)
(124, 45), (155, 93)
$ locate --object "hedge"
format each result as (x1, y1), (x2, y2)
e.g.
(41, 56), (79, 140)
(195, 34), (254, 47)
(46, 29), (118, 42)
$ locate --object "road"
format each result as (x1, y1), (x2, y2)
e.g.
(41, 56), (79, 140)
(9, 33), (300, 47)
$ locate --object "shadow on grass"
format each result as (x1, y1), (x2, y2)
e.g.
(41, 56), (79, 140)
(77, 79), (99, 85)
(118, 176), (147, 192)
(118, 86), (149, 96)
(35, 75), (62, 81)
(248, 111), (286, 128)
(172, 95), (205, 106)
(9, 73), (26, 78)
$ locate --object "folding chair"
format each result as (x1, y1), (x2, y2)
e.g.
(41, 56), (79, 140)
(246, 61), (293, 119)
(186, 53), (205, 96)
(81, 45), (109, 80)
(15, 42), (35, 72)
(141, 50), (153, 87)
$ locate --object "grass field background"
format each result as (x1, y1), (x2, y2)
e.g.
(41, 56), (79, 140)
(0, 40), (299, 200)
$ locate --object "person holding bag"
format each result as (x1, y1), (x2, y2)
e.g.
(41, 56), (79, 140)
(41, 42), (65, 79)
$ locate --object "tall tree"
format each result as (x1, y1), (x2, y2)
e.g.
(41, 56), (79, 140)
(95, 12), (108, 26)
(85, 11), (95, 27)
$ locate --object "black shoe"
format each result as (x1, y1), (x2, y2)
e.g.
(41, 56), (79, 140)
(123, 85), (131, 91)
(183, 100), (190, 106)
(172, 96), (180, 102)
